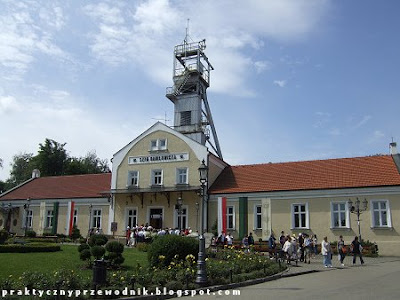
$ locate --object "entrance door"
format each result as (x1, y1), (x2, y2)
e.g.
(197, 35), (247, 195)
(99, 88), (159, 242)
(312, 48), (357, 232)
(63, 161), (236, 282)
(149, 208), (163, 229)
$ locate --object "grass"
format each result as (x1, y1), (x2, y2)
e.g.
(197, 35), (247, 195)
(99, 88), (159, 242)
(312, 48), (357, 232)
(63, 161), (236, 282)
(0, 244), (148, 278)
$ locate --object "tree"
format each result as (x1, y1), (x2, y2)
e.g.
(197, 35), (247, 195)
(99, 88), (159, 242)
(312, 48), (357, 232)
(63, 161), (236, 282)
(8, 153), (34, 186)
(66, 151), (110, 175)
(0, 158), (3, 169)
(35, 139), (68, 176)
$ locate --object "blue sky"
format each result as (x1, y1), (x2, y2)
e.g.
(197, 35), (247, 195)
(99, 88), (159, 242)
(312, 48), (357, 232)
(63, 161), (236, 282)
(1, 0), (399, 181)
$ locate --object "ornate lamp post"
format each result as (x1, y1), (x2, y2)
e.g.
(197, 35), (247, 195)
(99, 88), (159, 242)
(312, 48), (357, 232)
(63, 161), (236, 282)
(176, 195), (183, 231)
(23, 198), (31, 236)
(196, 159), (208, 286)
(348, 198), (368, 241)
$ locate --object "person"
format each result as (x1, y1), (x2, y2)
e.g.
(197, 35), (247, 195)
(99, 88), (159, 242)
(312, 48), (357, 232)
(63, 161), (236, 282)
(321, 236), (332, 267)
(303, 234), (312, 264)
(226, 232), (233, 247)
(351, 236), (364, 265)
(282, 234), (295, 264)
(130, 227), (136, 247)
(248, 232), (255, 251)
(242, 235), (249, 253)
(279, 231), (286, 247)
(126, 226), (131, 246)
(298, 233), (304, 262)
(311, 234), (318, 257)
(337, 235), (346, 266)
(268, 232), (277, 259)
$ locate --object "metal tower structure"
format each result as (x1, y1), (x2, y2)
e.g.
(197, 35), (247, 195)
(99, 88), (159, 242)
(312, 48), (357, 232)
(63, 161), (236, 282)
(166, 37), (223, 159)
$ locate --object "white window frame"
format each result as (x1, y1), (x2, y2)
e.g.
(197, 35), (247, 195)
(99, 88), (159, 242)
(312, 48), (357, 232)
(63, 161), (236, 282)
(127, 170), (139, 187)
(254, 205), (262, 230)
(151, 169), (163, 186)
(226, 205), (235, 230)
(173, 205), (188, 229)
(91, 209), (102, 229)
(126, 207), (138, 228)
(150, 139), (168, 151)
(73, 208), (78, 227)
(176, 167), (188, 185)
(291, 203), (309, 229)
(330, 201), (350, 229)
(370, 199), (392, 228)
(45, 210), (54, 228)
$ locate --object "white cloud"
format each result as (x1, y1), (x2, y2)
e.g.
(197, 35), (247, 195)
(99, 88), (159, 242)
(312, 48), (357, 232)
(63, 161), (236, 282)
(354, 115), (372, 129)
(0, 95), (21, 114)
(82, 0), (330, 95)
(273, 80), (287, 87)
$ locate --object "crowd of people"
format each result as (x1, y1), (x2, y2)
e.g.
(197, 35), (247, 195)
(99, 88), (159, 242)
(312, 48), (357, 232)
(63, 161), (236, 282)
(212, 230), (366, 268)
(125, 225), (194, 247)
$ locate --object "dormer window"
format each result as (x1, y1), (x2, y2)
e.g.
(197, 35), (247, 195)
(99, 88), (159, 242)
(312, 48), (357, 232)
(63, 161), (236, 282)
(150, 139), (167, 151)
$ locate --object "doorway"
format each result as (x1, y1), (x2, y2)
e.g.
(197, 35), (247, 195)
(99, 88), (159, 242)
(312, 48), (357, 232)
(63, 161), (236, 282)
(149, 208), (163, 229)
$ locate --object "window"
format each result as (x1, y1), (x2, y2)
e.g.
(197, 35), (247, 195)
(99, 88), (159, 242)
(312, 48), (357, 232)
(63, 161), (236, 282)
(227, 206), (235, 230)
(254, 205), (262, 230)
(175, 206), (188, 230)
(180, 111), (192, 126)
(45, 210), (54, 228)
(73, 209), (78, 227)
(176, 168), (188, 184)
(150, 139), (167, 151)
(92, 209), (102, 228)
(371, 200), (392, 227)
(127, 171), (139, 187)
(25, 210), (33, 228)
(126, 209), (137, 228)
(152, 169), (163, 186)
(331, 202), (348, 228)
(291, 203), (309, 229)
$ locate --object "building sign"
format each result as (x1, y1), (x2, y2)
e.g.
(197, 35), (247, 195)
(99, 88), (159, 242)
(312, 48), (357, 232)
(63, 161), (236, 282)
(128, 153), (189, 165)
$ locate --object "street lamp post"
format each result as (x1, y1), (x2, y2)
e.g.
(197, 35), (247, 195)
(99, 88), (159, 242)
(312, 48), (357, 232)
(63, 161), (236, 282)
(23, 198), (31, 236)
(196, 159), (208, 286)
(176, 195), (183, 231)
(348, 198), (368, 241)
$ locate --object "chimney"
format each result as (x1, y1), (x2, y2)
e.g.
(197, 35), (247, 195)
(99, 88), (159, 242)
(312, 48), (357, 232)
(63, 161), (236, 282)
(32, 169), (41, 179)
(390, 142), (397, 155)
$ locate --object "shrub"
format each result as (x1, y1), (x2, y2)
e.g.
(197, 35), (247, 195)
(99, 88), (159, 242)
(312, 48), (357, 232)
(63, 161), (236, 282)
(148, 235), (198, 267)
(91, 245), (105, 259)
(78, 243), (90, 252)
(88, 234), (108, 247)
(26, 230), (37, 237)
(0, 243), (60, 253)
(105, 241), (125, 268)
(70, 226), (81, 241)
(0, 229), (9, 244)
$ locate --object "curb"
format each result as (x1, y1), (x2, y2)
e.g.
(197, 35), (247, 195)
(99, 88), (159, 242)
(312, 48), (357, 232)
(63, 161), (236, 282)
(118, 267), (319, 300)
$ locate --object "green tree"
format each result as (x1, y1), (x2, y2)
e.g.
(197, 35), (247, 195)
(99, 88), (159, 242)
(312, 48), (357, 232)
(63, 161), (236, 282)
(66, 151), (110, 175)
(35, 139), (68, 176)
(0, 158), (3, 168)
(8, 153), (34, 186)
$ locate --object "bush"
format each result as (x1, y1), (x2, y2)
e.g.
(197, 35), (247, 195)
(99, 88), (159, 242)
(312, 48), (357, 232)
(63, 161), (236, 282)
(78, 243), (90, 252)
(91, 245), (105, 259)
(88, 234), (108, 247)
(0, 243), (61, 253)
(105, 241), (125, 268)
(26, 230), (37, 238)
(70, 226), (81, 241)
(148, 235), (198, 267)
(80, 249), (91, 262)
(0, 229), (9, 244)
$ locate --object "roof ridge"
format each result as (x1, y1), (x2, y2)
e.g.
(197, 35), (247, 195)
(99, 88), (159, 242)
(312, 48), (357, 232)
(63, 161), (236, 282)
(230, 154), (391, 168)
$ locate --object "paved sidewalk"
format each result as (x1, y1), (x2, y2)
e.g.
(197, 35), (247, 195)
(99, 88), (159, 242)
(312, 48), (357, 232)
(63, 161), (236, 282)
(282, 254), (400, 276)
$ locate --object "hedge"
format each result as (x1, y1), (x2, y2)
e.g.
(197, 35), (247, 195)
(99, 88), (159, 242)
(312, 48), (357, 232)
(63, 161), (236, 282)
(0, 243), (61, 253)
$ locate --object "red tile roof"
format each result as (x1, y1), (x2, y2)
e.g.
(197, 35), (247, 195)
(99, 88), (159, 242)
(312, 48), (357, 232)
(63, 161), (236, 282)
(0, 173), (111, 201)
(209, 155), (400, 194)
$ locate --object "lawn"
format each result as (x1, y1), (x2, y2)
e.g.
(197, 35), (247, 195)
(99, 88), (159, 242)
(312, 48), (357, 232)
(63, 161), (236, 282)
(0, 244), (148, 279)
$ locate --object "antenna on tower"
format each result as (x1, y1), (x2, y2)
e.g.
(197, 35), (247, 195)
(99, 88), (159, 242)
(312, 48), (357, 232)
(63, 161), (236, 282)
(152, 112), (170, 125)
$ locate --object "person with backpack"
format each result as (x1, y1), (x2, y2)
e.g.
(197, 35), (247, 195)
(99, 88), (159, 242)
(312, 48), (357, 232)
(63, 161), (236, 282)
(351, 236), (364, 265)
